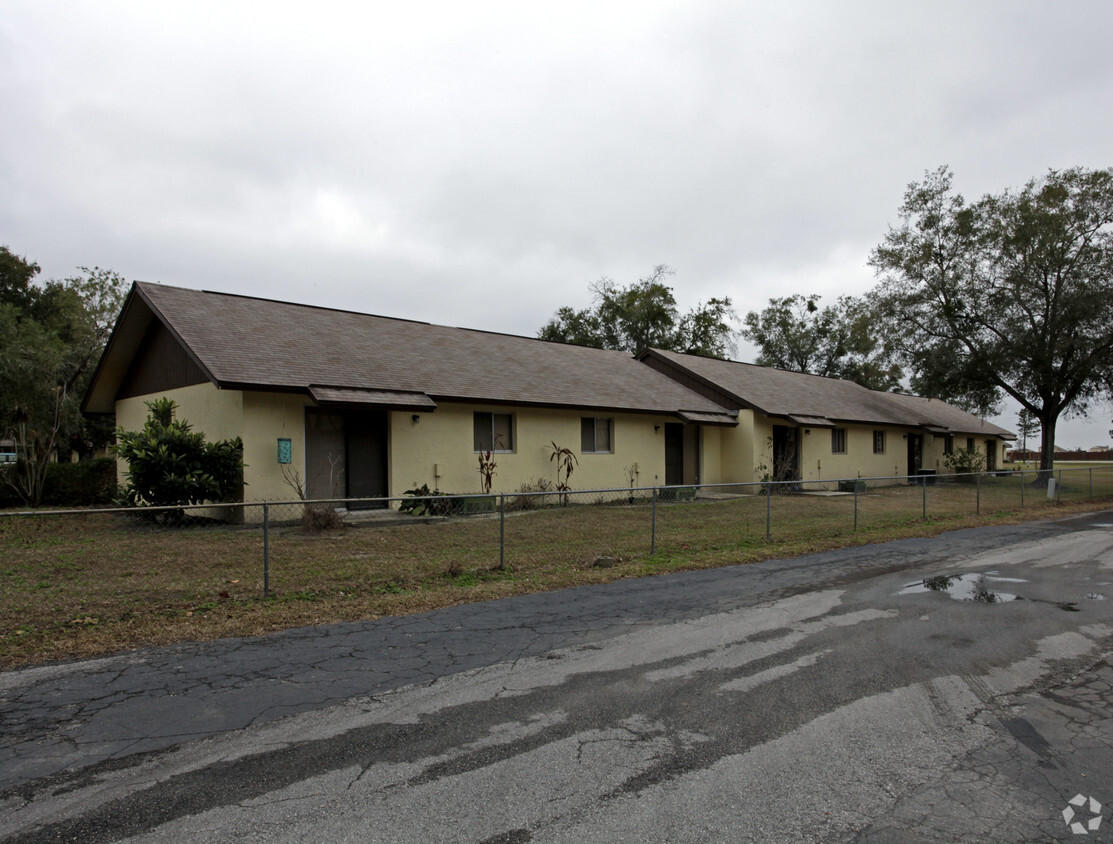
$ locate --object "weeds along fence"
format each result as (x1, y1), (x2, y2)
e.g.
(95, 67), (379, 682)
(2, 467), (1112, 607)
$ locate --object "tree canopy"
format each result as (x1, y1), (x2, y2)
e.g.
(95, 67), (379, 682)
(869, 166), (1113, 472)
(538, 265), (737, 357)
(739, 294), (902, 391)
(0, 246), (126, 504)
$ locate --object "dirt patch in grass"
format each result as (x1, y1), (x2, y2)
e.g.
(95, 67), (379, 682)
(1, 490), (1109, 670)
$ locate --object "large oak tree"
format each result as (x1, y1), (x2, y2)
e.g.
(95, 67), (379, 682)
(740, 293), (902, 391)
(538, 265), (737, 358)
(869, 166), (1113, 473)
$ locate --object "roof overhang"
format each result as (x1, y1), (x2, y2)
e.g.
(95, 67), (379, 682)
(786, 414), (835, 428)
(677, 410), (738, 426)
(309, 386), (438, 412)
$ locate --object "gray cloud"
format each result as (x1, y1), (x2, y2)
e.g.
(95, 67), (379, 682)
(2, 0), (1112, 444)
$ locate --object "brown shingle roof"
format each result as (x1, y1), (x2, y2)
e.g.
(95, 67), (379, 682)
(86, 283), (737, 419)
(642, 348), (1014, 438)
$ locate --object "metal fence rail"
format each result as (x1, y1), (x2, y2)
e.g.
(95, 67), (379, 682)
(2, 467), (1111, 601)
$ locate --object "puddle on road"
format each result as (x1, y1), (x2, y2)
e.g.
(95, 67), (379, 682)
(899, 572), (1021, 603)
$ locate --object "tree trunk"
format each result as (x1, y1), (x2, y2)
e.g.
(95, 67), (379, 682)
(1037, 412), (1056, 481)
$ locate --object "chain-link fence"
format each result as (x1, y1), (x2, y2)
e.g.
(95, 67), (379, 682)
(2, 467), (1110, 611)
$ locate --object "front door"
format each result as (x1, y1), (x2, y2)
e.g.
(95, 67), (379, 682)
(346, 411), (388, 508)
(985, 439), (997, 472)
(664, 423), (684, 486)
(772, 425), (800, 481)
(907, 433), (923, 476)
(305, 409), (388, 507)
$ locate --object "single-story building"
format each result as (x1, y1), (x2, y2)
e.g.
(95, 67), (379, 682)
(82, 283), (738, 505)
(639, 348), (1013, 482)
(83, 283), (1014, 505)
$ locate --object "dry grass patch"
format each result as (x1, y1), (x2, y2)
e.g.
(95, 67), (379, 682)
(1, 488), (1109, 669)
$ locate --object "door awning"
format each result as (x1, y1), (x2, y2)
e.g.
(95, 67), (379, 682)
(676, 410), (738, 426)
(786, 414), (835, 428)
(309, 386), (437, 411)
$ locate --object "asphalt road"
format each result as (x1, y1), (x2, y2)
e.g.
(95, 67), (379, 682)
(3, 509), (1113, 842)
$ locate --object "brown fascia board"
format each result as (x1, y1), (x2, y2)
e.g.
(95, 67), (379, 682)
(212, 386), (714, 419)
(425, 394), (712, 417)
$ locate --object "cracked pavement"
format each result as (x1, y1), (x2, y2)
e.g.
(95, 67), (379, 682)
(2, 510), (1113, 841)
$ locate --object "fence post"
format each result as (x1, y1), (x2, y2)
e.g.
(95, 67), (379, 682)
(651, 487), (657, 555)
(853, 485), (858, 531)
(766, 481), (772, 540)
(921, 473), (927, 519)
(262, 501), (270, 599)
(499, 494), (506, 570)
(976, 472), (981, 516)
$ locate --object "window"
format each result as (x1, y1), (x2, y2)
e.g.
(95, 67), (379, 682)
(966, 437), (975, 452)
(581, 417), (613, 453)
(831, 428), (847, 454)
(873, 430), (885, 454)
(944, 435), (954, 455)
(474, 412), (513, 452)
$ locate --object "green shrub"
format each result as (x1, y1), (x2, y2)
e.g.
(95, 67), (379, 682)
(943, 447), (986, 477)
(41, 458), (117, 506)
(0, 457), (116, 508)
(114, 397), (244, 512)
(400, 484), (460, 516)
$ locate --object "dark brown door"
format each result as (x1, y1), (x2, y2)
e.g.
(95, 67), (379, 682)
(772, 425), (799, 481)
(665, 423), (684, 486)
(347, 411), (388, 508)
(985, 439), (997, 472)
(907, 434), (923, 476)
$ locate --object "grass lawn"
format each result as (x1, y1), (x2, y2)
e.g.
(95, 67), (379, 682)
(2, 473), (1111, 670)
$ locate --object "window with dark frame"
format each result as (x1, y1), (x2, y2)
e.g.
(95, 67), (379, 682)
(581, 417), (613, 453)
(831, 427), (847, 454)
(473, 412), (513, 452)
(944, 435), (954, 455)
(967, 437), (975, 452)
(873, 430), (885, 454)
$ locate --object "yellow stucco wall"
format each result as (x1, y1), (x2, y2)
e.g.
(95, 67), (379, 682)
(812, 425), (901, 482)
(115, 387), (720, 502)
(700, 426), (723, 485)
(717, 409), (757, 484)
(118, 384), (1006, 503)
(391, 404), (681, 496)
(115, 383), (244, 488)
(242, 392), (315, 501)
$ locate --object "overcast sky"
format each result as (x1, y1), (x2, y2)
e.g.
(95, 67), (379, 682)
(2, 1), (1111, 446)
